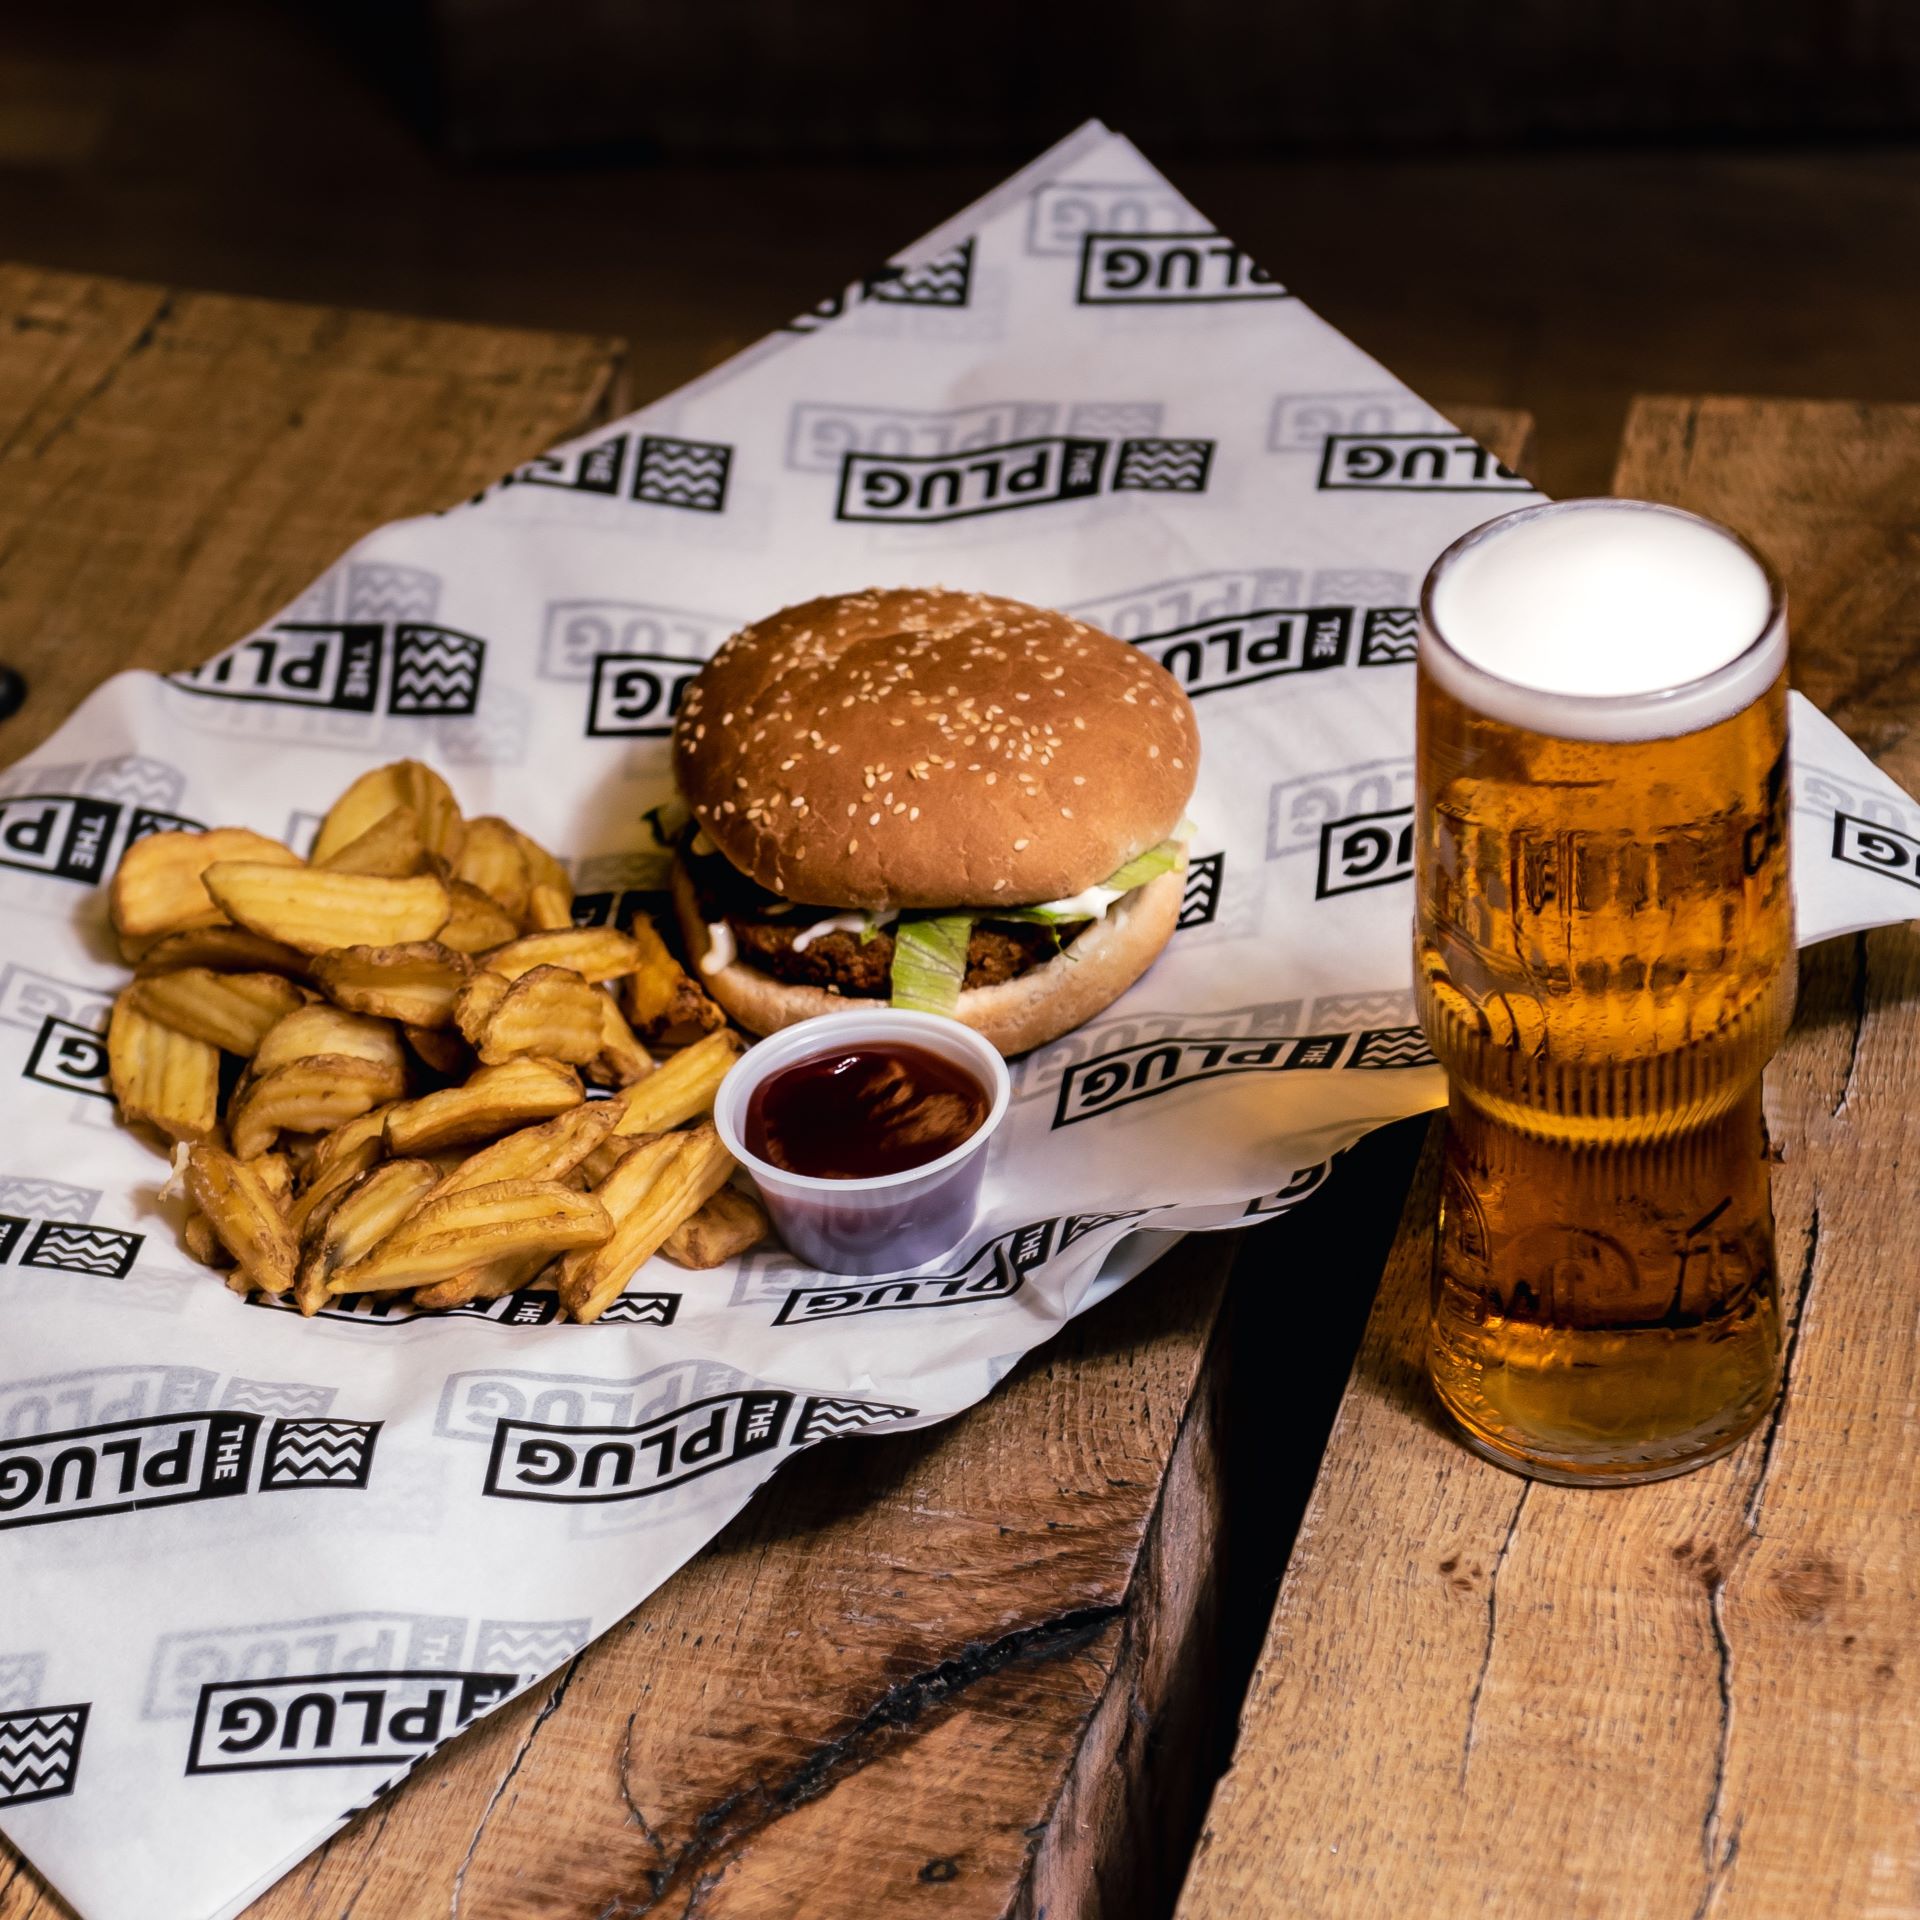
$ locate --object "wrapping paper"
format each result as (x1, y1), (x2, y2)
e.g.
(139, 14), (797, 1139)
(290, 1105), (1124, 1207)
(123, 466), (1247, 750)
(3, 121), (1917, 1919)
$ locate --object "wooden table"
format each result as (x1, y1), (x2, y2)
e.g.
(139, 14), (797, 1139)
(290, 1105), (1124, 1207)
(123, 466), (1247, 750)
(1180, 397), (1920, 1918)
(0, 263), (1511, 1920)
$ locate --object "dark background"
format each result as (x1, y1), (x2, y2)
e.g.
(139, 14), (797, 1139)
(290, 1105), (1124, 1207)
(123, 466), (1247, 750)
(3, 0), (1916, 498)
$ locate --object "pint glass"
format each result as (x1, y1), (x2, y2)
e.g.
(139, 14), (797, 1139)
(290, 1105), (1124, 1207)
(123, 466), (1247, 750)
(1415, 499), (1792, 1484)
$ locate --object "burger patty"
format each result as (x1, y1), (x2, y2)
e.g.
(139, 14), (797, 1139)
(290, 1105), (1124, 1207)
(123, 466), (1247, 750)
(731, 915), (1086, 997)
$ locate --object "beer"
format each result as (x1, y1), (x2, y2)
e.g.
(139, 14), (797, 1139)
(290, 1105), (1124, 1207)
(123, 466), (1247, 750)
(1416, 499), (1791, 1483)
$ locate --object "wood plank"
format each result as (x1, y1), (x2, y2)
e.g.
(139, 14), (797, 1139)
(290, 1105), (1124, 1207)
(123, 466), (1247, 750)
(1178, 396), (1920, 1920)
(0, 262), (625, 760)
(0, 280), (1522, 1919)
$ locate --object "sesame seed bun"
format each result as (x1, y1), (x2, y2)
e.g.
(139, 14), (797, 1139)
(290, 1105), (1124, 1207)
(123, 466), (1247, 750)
(672, 852), (1187, 1058)
(672, 588), (1200, 911)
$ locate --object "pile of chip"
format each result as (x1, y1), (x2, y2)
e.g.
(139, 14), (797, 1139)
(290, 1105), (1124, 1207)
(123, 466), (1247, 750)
(103, 759), (765, 1322)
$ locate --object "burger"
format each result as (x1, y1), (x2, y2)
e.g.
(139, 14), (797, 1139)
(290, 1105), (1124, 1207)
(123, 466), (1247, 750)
(669, 587), (1200, 1056)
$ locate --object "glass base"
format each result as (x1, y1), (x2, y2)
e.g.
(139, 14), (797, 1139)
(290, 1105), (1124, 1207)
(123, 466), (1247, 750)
(1433, 1389), (1770, 1487)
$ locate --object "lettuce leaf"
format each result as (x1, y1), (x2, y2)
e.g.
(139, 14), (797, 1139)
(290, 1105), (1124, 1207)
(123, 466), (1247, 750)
(987, 836), (1190, 926)
(889, 914), (974, 1014)
(1099, 835), (1186, 893)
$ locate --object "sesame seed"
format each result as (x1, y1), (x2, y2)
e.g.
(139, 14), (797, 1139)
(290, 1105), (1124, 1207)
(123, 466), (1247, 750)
(849, 838), (859, 852)
(870, 812), (881, 826)
(1061, 808), (1073, 818)
(1013, 838), (1030, 850)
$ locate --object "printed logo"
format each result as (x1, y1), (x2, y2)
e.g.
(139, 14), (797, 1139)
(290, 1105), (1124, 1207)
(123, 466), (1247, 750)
(1179, 851), (1224, 930)
(788, 399), (1056, 473)
(540, 599), (731, 681)
(1055, 1032), (1346, 1127)
(434, 1358), (734, 1446)
(22, 1016), (112, 1100)
(1245, 1160), (1335, 1215)
(483, 1388), (793, 1503)
(259, 1419), (379, 1489)
(1026, 180), (1194, 255)
(1316, 434), (1532, 493)
(0, 1702), (88, 1806)
(586, 653), (702, 738)
(168, 624), (485, 718)
(1139, 606), (1350, 698)
(1316, 806), (1414, 898)
(0, 964), (115, 1038)
(505, 432), (733, 513)
(1310, 988), (1415, 1030)
(774, 1220), (1054, 1324)
(1358, 607), (1418, 665)
(185, 1669), (515, 1774)
(1059, 1209), (1153, 1249)
(1831, 811), (1920, 891)
(834, 434), (1212, 525)
(0, 1180), (96, 1224)
(248, 1284), (678, 1330)
(144, 1612), (469, 1717)
(1267, 758), (1413, 864)
(0, 1412), (379, 1530)
(18, 1219), (143, 1278)
(791, 1395), (917, 1442)
(1348, 1026), (1439, 1070)
(1076, 232), (1286, 304)
(0, 795), (197, 886)
(1268, 390), (1446, 451)
(787, 238), (974, 330)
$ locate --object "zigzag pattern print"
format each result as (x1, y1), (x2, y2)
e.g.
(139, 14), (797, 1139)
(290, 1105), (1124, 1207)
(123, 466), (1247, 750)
(261, 1419), (379, 1489)
(79, 754), (185, 808)
(794, 1396), (919, 1444)
(1112, 438), (1215, 492)
(1311, 990), (1415, 1029)
(597, 1292), (679, 1326)
(0, 1703), (87, 1806)
(1349, 1025), (1439, 1071)
(875, 238), (973, 306)
(1359, 607), (1418, 665)
(633, 437), (732, 513)
(390, 628), (485, 716)
(473, 1619), (590, 1678)
(1179, 851), (1224, 929)
(21, 1221), (142, 1278)
(1068, 400), (1164, 437)
(345, 561), (441, 621)
(221, 1378), (337, 1416)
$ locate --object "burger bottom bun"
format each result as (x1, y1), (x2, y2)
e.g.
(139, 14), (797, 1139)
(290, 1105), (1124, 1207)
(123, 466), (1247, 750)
(671, 854), (1186, 1058)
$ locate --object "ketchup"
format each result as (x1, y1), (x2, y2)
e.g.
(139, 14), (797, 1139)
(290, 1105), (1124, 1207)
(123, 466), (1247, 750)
(743, 1043), (990, 1180)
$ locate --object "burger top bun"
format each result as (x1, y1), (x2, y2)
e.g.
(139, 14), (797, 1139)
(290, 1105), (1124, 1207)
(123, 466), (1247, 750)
(672, 588), (1200, 911)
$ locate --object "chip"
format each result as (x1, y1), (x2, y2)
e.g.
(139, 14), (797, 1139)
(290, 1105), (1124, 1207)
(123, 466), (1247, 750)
(108, 993), (220, 1142)
(203, 863), (452, 955)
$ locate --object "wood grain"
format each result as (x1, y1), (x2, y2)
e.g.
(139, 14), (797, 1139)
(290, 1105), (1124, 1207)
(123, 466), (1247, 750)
(1178, 397), (1920, 1920)
(0, 263), (625, 760)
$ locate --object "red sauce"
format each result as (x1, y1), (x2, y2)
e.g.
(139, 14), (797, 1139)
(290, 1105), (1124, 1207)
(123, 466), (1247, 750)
(744, 1043), (991, 1181)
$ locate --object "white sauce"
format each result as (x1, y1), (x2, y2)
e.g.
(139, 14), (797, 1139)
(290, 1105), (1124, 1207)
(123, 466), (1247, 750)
(700, 920), (737, 974)
(1031, 883), (1125, 921)
(791, 910), (897, 952)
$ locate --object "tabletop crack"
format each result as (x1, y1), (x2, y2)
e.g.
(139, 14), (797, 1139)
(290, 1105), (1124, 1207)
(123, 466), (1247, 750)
(1459, 1480), (1529, 1788)
(630, 1601), (1125, 1912)
(448, 1652), (584, 1918)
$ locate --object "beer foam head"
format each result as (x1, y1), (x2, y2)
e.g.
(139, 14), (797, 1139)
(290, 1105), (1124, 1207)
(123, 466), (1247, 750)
(1423, 500), (1784, 740)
